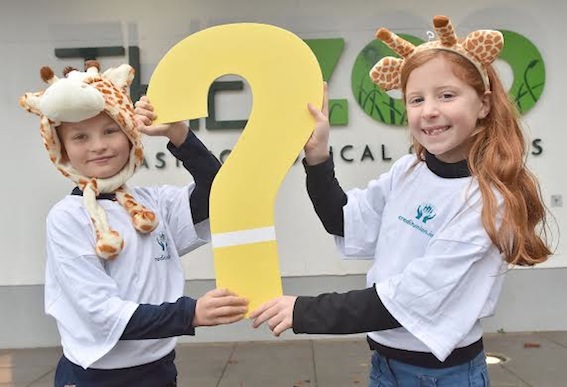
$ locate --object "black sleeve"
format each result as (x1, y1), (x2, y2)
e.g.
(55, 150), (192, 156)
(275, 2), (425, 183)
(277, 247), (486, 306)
(121, 296), (197, 340)
(303, 157), (348, 236)
(292, 285), (402, 335)
(167, 130), (221, 224)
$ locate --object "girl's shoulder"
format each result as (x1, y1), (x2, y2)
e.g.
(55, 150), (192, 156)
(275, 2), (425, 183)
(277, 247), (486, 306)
(393, 153), (422, 170)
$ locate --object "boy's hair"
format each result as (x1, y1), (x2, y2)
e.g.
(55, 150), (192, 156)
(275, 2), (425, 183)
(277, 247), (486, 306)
(399, 44), (551, 266)
(20, 61), (158, 259)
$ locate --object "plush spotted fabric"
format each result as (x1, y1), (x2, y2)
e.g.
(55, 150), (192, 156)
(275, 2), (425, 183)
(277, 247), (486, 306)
(20, 61), (158, 259)
(369, 15), (504, 91)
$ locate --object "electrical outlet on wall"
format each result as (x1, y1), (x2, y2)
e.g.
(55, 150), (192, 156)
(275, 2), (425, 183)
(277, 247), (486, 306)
(551, 195), (563, 208)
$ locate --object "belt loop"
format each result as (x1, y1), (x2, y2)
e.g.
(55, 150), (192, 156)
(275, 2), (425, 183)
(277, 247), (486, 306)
(384, 356), (399, 387)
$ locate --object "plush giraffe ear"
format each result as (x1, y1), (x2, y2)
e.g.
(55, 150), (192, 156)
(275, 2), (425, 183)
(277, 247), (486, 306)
(370, 28), (416, 91)
(103, 64), (135, 92)
(370, 57), (404, 91)
(462, 30), (504, 67)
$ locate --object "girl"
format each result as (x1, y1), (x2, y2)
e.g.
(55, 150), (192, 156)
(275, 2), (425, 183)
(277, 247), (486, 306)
(250, 16), (551, 386)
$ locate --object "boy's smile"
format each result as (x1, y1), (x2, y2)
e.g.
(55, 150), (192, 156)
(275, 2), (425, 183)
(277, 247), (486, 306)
(57, 112), (131, 179)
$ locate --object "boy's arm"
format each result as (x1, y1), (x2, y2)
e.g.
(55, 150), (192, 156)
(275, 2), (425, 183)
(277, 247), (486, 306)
(167, 130), (221, 224)
(303, 157), (347, 236)
(135, 97), (221, 225)
(121, 297), (196, 340)
(122, 289), (247, 340)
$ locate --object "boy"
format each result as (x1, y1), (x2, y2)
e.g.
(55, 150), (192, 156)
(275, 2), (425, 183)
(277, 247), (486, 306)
(20, 61), (248, 386)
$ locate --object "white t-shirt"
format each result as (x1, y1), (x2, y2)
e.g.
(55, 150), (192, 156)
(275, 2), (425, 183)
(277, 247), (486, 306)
(336, 154), (506, 361)
(44, 184), (210, 369)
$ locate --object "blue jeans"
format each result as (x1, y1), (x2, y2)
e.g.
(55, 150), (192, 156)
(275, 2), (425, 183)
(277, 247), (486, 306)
(368, 350), (489, 387)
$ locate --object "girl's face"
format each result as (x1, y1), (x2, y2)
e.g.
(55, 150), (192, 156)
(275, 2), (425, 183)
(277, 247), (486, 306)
(405, 56), (491, 163)
(57, 112), (131, 179)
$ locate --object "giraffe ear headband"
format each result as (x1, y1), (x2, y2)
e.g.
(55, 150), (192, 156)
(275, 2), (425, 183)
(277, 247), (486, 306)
(369, 15), (504, 92)
(20, 60), (158, 259)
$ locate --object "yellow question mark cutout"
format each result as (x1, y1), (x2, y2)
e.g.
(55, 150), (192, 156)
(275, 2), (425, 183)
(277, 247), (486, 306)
(147, 23), (323, 312)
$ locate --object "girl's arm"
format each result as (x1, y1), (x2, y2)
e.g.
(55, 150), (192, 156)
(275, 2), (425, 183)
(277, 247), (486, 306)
(250, 286), (401, 337)
(303, 83), (348, 236)
(304, 157), (347, 236)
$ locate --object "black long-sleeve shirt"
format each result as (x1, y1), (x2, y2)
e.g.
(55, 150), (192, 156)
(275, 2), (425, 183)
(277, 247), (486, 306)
(295, 156), (402, 334)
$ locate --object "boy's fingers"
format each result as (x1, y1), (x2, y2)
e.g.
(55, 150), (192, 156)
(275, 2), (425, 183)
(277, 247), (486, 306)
(136, 115), (153, 127)
(217, 313), (246, 325)
(211, 305), (248, 319)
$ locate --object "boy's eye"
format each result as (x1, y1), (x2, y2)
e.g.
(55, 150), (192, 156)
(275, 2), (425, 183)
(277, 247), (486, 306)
(105, 127), (121, 135)
(72, 134), (87, 141)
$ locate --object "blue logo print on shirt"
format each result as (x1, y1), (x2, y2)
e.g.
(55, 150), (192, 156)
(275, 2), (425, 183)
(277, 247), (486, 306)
(155, 232), (171, 261)
(397, 203), (436, 238)
(416, 203), (436, 224)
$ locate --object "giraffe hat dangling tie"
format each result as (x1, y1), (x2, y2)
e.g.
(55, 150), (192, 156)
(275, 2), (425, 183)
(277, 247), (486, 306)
(369, 15), (504, 92)
(19, 60), (159, 259)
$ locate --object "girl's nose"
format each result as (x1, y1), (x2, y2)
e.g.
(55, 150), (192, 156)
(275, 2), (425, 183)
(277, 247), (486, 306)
(421, 100), (440, 119)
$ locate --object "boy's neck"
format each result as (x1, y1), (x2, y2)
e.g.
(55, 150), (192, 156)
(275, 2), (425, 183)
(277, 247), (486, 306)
(71, 186), (116, 201)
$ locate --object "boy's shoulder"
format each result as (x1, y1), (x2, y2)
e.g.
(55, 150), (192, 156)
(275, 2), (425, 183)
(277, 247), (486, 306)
(49, 194), (84, 213)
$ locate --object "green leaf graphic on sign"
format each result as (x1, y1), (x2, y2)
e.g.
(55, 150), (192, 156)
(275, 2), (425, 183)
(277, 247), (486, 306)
(305, 38), (348, 126)
(351, 34), (423, 126)
(304, 38), (344, 81)
(499, 30), (545, 114)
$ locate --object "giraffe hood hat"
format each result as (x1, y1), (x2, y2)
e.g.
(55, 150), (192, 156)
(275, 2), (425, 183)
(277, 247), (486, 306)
(370, 15), (504, 92)
(20, 60), (158, 259)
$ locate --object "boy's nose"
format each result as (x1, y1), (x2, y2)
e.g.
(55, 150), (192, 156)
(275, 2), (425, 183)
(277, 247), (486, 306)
(90, 137), (108, 152)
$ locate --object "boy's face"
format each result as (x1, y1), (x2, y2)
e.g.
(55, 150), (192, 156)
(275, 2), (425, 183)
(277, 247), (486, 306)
(57, 112), (131, 179)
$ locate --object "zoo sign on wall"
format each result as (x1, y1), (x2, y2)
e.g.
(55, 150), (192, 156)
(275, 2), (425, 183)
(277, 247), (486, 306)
(54, 28), (546, 168)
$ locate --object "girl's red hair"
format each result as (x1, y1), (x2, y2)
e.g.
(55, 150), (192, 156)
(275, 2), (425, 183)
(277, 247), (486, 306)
(400, 50), (551, 266)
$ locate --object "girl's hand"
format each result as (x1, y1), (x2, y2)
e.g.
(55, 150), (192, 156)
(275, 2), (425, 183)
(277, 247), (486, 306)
(304, 82), (330, 166)
(249, 295), (298, 337)
(134, 96), (188, 147)
(192, 289), (249, 327)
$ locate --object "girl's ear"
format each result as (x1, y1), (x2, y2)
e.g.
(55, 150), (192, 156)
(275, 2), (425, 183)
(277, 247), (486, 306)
(478, 91), (492, 119)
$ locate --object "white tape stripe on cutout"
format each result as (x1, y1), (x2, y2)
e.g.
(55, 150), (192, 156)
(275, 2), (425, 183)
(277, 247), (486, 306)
(212, 226), (276, 248)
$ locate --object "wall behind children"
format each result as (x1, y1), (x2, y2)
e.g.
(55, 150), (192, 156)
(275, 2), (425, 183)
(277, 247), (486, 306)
(1, 0), (566, 347)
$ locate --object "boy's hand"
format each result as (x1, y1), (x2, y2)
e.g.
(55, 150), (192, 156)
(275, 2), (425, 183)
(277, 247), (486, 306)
(134, 96), (189, 147)
(304, 82), (330, 166)
(192, 289), (249, 327)
(249, 295), (297, 337)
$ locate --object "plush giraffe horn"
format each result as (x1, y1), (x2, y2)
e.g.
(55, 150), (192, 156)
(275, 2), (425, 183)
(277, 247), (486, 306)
(40, 66), (58, 85)
(84, 60), (100, 74)
(433, 15), (458, 47)
(376, 28), (416, 58)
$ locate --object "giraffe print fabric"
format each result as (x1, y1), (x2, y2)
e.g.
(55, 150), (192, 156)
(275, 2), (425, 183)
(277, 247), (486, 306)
(19, 61), (158, 259)
(369, 15), (504, 92)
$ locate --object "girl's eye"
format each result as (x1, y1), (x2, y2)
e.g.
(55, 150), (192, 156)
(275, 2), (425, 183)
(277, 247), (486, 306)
(441, 93), (455, 99)
(408, 97), (423, 105)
